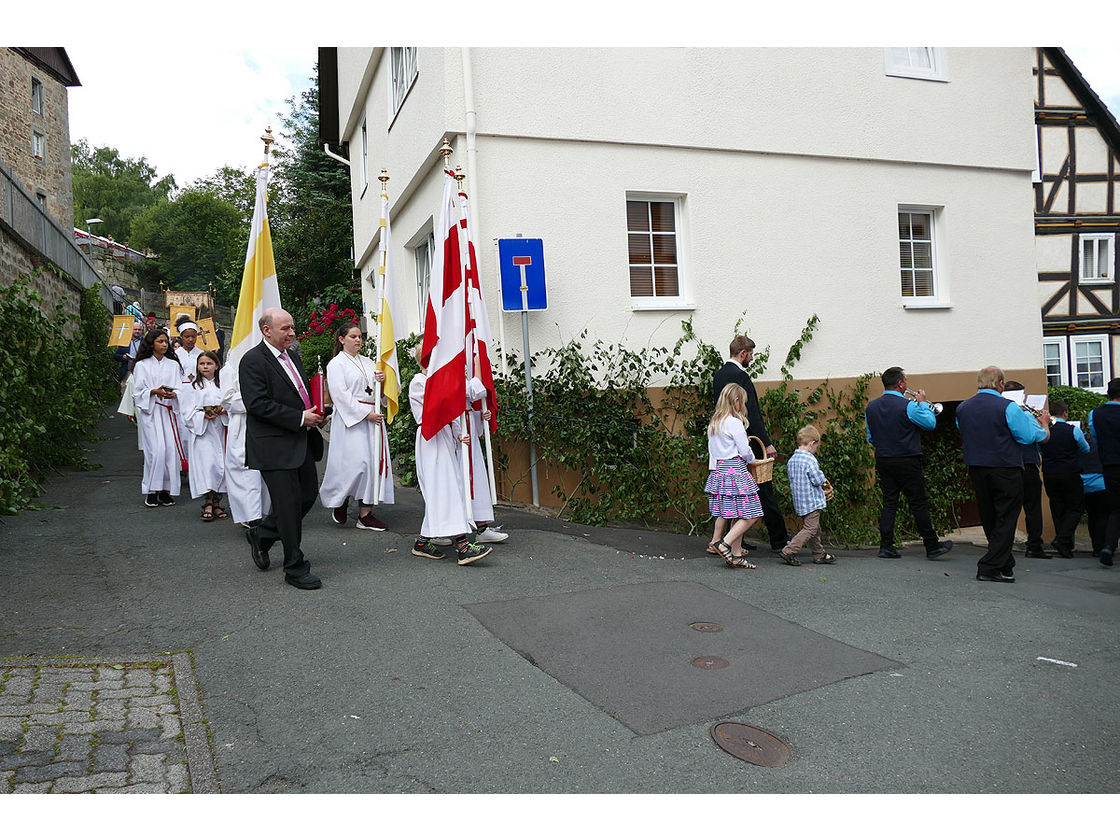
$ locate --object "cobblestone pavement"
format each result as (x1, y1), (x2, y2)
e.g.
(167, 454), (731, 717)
(0, 655), (217, 794)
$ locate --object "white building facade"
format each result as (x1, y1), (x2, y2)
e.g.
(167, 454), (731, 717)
(320, 47), (1043, 399)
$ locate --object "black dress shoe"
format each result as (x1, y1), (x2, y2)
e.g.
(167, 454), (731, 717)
(1024, 547), (1052, 559)
(878, 548), (901, 559)
(285, 573), (321, 590)
(742, 542), (759, 551)
(926, 540), (953, 559)
(246, 527), (269, 571)
(1050, 542), (1074, 559)
(976, 571), (1015, 582)
(1100, 549), (1114, 567)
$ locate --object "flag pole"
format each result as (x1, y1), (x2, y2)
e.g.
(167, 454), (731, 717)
(451, 162), (475, 526)
(373, 169), (390, 504)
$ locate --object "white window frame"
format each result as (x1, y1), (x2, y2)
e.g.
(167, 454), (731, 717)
(31, 76), (43, 115)
(1071, 333), (1111, 393)
(884, 48), (948, 82)
(32, 130), (45, 160)
(413, 231), (435, 323)
(359, 118), (368, 197)
(1079, 233), (1115, 285)
(898, 205), (948, 308)
(1042, 339), (1068, 388)
(625, 192), (692, 311)
(389, 47), (418, 121)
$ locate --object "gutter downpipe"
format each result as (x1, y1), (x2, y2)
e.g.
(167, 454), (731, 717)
(322, 144), (351, 167)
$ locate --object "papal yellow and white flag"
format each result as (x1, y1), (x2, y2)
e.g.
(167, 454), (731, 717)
(229, 162), (281, 365)
(377, 183), (404, 424)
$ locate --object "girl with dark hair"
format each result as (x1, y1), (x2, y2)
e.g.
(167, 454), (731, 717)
(318, 321), (395, 530)
(183, 351), (228, 520)
(132, 329), (186, 507)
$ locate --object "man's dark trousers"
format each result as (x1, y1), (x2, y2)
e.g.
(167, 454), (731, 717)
(970, 465), (1024, 576)
(257, 450), (318, 578)
(1042, 471), (1084, 554)
(755, 480), (787, 549)
(876, 455), (939, 550)
(1102, 464), (1120, 554)
(1022, 463), (1045, 552)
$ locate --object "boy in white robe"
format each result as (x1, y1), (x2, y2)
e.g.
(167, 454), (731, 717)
(132, 334), (184, 506)
(174, 321), (203, 469)
(465, 376), (507, 543)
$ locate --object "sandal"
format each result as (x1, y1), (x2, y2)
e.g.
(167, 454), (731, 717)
(706, 542), (722, 556)
(813, 554), (837, 565)
(712, 541), (735, 562)
(212, 505), (228, 519)
(781, 552), (801, 566)
(200, 503), (214, 521)
(725, 555), (757, 569)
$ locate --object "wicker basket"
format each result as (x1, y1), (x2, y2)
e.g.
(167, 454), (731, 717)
(747, 436), (774, 483)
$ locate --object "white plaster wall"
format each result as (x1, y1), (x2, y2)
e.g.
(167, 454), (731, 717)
(1035, 233), (1072, 272)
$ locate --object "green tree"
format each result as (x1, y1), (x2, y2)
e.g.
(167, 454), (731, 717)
(71, 139), (176, 243)
(270, 68), (357, 322)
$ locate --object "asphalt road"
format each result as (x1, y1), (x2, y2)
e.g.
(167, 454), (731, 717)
(2, 413), (1118, 798)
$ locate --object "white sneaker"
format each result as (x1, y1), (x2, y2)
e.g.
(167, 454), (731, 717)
(475, 526), (509, 543)
(430, 537), (454, 546)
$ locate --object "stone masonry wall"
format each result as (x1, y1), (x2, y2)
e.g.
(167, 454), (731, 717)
(0, 225), (81, 334)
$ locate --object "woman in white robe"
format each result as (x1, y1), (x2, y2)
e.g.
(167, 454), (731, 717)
(318, 324), (394, 530)
(131, 329), (185, 506)
(182, 351), (229, 520)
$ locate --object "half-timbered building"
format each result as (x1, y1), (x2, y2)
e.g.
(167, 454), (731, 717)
(1035, 47), (1120, 394)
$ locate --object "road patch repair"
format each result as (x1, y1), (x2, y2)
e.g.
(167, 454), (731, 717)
(0, 654), (217, 793)
(466, 581), (901, 737)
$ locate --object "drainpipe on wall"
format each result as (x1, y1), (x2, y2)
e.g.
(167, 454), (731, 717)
(322, 144), (351, 167)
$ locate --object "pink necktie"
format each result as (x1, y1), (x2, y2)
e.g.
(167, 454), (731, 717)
(279, 352), (312, 409)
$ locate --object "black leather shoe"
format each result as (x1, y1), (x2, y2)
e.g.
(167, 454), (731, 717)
(285, 573), (321, 590)
(246, 527), (269, 571)
(976, 572), (1015, 582)
(1050, 542), (1074, 559)
(1024, 547), (1052, 559)
(878, 548), (901, 559)
(742, 542), (758, 551)
(926, 540), (953, 559)
(1100, 549), (1114, 567)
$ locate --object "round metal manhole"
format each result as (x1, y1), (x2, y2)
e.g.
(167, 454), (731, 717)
(691, 656), (729, 670)
(689, 622), (724, 633)
(710, 722), (791, 768)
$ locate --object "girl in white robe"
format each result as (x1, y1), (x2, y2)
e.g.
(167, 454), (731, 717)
(182, 351), (229, 520)
(464, 376), (507, 543)
(174, 327), (203, 468)
(131, 329), (185, 506)
(318, 324), (395, 530)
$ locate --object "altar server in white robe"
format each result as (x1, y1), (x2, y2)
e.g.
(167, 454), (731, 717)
(132, 329), (185, 506)
(182, 351), (229, 520)
(319, 323), (395, 530)
(174, 320), (203, 468)
(465, 376), (507, 543)
(408, 348), (492, 566)
(221, 359), (270, 526)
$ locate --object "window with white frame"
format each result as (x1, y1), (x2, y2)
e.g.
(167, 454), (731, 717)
(31, 77), (42, 115)
(32, 131), (45, 160)
(627, 195), (685, 306)
(360, 119), (368, 195)
(414, 232), (435, 322)
(1072, 334), (1111, 392)
(1043, 339), (1067, 388)
(390, 47), (418, 117)
(1080, 234), (1114, 284)
(898, 207), (941, 302)
(884, 48), (948, 81)
(34, 191), (47, 208)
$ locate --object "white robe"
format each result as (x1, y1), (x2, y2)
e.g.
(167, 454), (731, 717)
(319, 352), (395, 508)
(117, 372), (144, 451)
(221, 364), (270, 524)
(465, 376), (494, 523)
(175, 346), (202, 464)
(182, 379), (228, 498)
(132, 356), (183, 495)
(410, 372), (471, 538)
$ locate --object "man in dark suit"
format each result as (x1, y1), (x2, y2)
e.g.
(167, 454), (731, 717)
(113, 320), (144, 385)
(241, 307), (326, 590)
(712, 335), (790, 552)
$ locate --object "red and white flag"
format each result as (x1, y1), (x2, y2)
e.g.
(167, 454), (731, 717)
(419, 170), (468, 441)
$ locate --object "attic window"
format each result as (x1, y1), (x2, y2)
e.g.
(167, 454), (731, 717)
(884, 48), (948, 82)
(31, 77), (43, 115)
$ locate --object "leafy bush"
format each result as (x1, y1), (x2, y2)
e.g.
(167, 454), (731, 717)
(1048, 384), (1105, 423)
(0, 275), (118, 514)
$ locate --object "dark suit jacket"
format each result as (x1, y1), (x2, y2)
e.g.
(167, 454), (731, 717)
(113, 339), (140, 379)
(713, 360), (771, 453)
(240, 341), (324, 471)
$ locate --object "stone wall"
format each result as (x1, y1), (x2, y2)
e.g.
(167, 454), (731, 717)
(0, 48), (74, 232)
(0, 225), (82, 335)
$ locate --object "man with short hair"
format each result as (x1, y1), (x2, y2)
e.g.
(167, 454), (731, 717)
(865, 366), (952, 559)
(1039, 399), (1089, 558)
(712, 335), (790, 552)
(1087, 378), (1120, 566)
(956, 366), (1051, 582)
(241, 307), (326, 590)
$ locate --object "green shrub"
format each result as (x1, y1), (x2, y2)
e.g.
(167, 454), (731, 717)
(1048, 384), (1105, 423)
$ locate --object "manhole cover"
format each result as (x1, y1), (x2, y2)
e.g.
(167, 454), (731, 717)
(689, 622), (724, 633)
(691, 656), (729, 670)
(710, 722), (791, 767)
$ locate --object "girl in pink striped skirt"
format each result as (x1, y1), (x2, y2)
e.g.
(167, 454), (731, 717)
(705, 383), (763, 568)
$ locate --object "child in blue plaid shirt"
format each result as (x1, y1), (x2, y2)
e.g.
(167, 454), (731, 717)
(780, 425), (836, 566)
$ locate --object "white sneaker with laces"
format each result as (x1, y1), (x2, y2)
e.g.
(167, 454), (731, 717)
(475, 526), (509, 543)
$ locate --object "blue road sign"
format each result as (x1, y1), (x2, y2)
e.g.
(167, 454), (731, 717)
(498, 238), (547, 312)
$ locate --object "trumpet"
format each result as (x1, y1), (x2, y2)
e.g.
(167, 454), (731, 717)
(1019, 397), (1052, 423)
(904, 389), (944, 415)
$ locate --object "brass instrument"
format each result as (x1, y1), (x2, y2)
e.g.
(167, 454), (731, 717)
(1019, 397), (1052, 424)
(904, 389), (943, 415)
